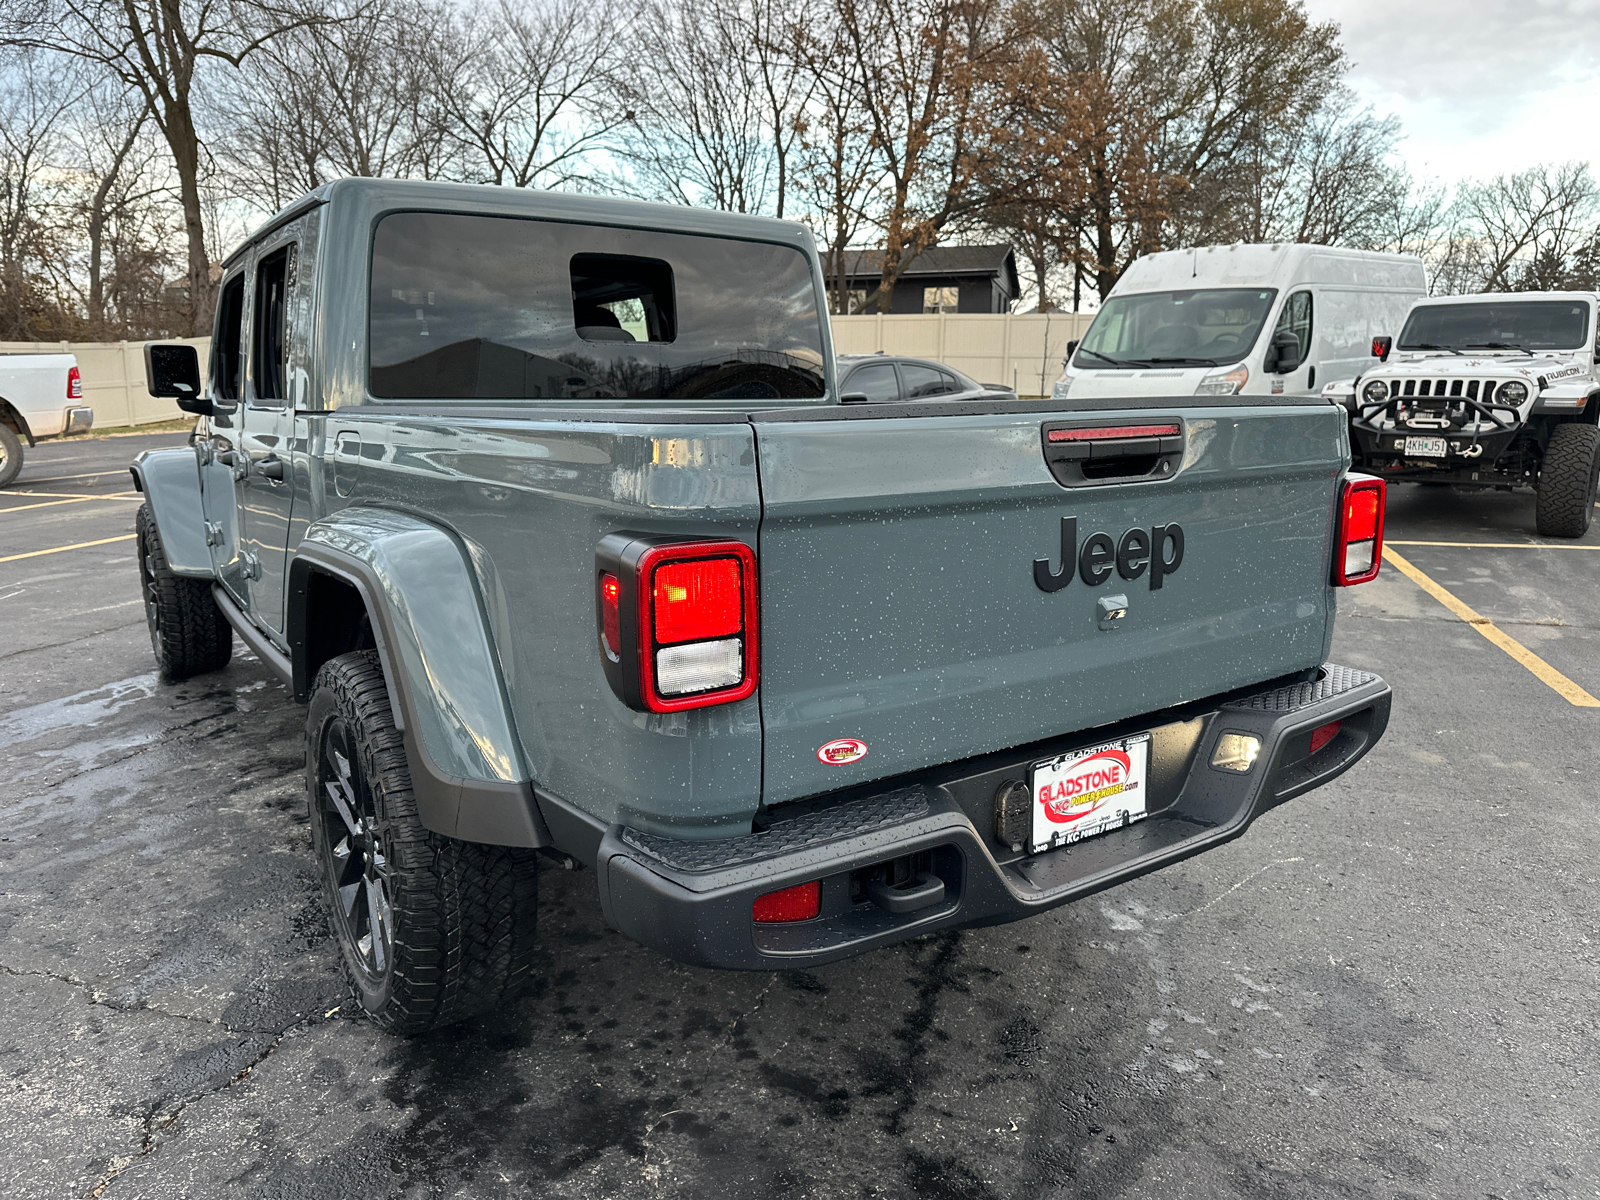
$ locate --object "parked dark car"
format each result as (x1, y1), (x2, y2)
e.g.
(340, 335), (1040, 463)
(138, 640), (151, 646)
(838, 353), (1015, 403)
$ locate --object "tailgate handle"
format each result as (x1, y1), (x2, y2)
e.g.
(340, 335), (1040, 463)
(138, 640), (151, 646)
(1042, 422), (1182, 488)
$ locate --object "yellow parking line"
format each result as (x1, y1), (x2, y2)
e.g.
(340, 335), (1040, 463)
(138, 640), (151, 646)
(0, 496), (102, 514)
(1388, 540), (1600, 550)
(0, 534), (136, 564)
(1383, 547), (1600, 707)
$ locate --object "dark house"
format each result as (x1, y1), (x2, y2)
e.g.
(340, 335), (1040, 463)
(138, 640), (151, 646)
(838, 245), (1019, 315)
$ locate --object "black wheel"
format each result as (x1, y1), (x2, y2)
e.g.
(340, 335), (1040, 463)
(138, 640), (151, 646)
(0, 424), (22, 487)
(136, 504), (232, 679)
(1534, 423), (1600, 538)
(306, 651), (540, 1034)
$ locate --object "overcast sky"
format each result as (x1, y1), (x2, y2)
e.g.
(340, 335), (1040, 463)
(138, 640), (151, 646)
(1319, 0), (1600, 184)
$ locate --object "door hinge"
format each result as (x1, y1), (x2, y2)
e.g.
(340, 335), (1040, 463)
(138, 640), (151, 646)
(204, 521), (223, 547)
(240, 550), (261, 580)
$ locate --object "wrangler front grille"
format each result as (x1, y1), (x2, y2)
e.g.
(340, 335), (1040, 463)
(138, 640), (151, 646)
(1393, 378), (1502, 401)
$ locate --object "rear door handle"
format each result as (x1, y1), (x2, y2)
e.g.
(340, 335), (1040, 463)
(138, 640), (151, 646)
(214, 449), (235, 466)
(257, 456), (285, 481)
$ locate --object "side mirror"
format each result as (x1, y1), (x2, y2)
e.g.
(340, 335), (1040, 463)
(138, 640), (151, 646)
(840, 391), (871, 405)
(1371, 336), (1392, 362)
(1065, 339), (1080, 362)
(144, 343), (210, 415)
(1265, 330), (1302, 374)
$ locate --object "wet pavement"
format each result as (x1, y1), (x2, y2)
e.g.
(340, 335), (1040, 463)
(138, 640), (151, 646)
(2, 431), (1597, 1199)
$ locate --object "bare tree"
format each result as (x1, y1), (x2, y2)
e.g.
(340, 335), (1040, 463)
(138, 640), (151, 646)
(1452, 162), (1598, 292)
(0, 49), (82, 338)
(12, 0), (328, 331)
(428, 0), (624, 190)
(622, 0), (813, 216)
(216, 0), (456, 212)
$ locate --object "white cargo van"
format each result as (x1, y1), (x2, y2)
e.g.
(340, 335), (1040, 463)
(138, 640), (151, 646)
(1050, 244), (1426, 403)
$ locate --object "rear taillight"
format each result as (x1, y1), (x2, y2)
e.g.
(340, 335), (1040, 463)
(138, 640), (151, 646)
(596, 535), (758, 712)
(67, 365), (82, 400)
(1334, 475), (1385, 586)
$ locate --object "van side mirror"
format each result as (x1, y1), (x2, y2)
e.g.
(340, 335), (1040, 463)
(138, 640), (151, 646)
(1265, 330), (1302, 374)
(1065, 339), (1080, 363)
(145, 343), (210, 415)
(1371, 336), (1392, 362)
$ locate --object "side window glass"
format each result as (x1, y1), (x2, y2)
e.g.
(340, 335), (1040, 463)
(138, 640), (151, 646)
(845, 362), (898, 402)
(939, 369), (960, 394)
(252, 243), (296, 403)
(902, 363), (953, 397)
(1274, 290), (1313, 362)
(211, 274), (246, 401)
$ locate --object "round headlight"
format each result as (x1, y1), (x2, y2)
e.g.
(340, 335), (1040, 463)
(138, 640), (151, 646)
(1362, 379), (1388, 403)
(1497, 380), (1528, 403)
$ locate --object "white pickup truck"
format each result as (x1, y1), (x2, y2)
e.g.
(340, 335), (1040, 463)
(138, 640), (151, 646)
(0, 353), (92, 486)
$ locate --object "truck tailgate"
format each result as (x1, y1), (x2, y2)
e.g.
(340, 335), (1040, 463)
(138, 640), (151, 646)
(752, 403), (1346, 804)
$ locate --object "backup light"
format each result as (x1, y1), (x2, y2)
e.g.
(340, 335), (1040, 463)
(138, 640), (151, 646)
(1211, 733), (1261, 773)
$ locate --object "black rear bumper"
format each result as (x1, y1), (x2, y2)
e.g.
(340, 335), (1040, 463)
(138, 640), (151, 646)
(595, 664), (1391, 970)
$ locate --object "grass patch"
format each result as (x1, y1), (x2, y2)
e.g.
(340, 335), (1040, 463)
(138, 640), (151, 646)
(73, 418), (197, 439)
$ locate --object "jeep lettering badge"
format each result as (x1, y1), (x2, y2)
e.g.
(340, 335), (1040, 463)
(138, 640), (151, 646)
(1033, 517), (1185, 592)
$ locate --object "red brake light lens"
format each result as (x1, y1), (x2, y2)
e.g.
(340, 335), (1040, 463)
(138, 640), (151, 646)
(652, 557), (743, 644)
(1344, 487), (1380, 542)
(752, 880), (821, 923)
(600, 573), (621, 657)
(67, 365), (82, 400)
(1335, 476), (1386, 586)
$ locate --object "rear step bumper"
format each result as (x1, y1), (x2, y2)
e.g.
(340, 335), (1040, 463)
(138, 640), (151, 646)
(595, 664), (1391, 970)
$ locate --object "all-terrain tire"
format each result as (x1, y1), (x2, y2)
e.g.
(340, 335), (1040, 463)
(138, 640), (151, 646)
(136, 504), (232, 678)
(306, 650), (540, 1035)
(0, 423), (23, 487)
(1534, 423), (1600, 538)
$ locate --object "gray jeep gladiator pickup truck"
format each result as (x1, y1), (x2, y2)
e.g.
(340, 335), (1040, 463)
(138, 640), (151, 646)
(131, 179), (1393, 1033)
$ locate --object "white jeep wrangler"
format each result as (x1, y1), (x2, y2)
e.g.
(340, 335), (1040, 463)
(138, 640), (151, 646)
(1325, 291), (1600, 537)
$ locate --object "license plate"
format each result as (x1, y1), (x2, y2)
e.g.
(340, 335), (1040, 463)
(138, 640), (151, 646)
(1029, 734), (1150, 853)
(1404, 436), (1448, 458)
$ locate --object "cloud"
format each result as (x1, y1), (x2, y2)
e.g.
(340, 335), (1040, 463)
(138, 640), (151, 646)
(1317, 0), (1600, 178)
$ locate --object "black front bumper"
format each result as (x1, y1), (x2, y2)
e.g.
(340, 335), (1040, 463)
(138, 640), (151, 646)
(595, 664), (1391, 970)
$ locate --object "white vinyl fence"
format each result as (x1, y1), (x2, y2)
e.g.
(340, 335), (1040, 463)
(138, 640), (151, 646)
(1, 313), (1089, 429)
(831, 312), (1094, 396)
(0, 338), (209, 429)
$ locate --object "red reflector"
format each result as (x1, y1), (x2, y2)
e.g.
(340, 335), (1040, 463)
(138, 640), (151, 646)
(67, 365), (82, 400)
(1048, 423), (1180, 442)
(600, 573), (620, 656)
(653, 557), (743, 645)
(752, 880), (820, 923)
(1309, 720), (1342, 754)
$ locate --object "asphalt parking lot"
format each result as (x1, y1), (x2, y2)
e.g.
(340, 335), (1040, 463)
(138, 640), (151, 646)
(3, 430), (1597, 1200)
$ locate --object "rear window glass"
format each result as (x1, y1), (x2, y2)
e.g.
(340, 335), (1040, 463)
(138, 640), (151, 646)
(369, 212), (826, 401)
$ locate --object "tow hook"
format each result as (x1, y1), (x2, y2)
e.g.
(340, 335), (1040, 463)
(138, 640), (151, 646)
(1460, 444), (1484, 458)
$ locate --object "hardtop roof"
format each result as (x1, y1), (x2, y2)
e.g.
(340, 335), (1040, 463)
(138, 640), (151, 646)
(223, 177), (816, 269)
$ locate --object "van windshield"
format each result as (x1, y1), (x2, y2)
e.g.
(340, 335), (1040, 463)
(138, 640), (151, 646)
(1397, 301), (1590, 352)
(369, 212), (826, 401)
(1074, 289), (1277, 368)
